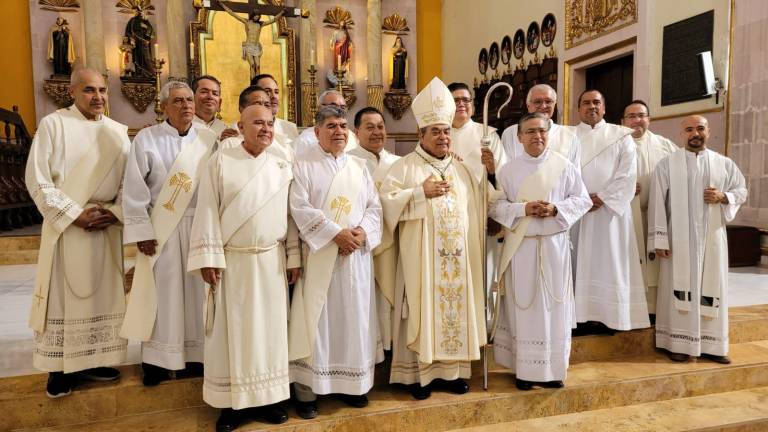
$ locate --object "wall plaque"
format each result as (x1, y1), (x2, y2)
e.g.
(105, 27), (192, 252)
(661, 10), (714, 106)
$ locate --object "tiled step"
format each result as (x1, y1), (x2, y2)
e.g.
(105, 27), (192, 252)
(448, 386), (768, 432)
(0, 234), (137, 265)
(13, 340), (768, 432)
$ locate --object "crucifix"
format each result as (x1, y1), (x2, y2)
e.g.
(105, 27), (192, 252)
(202, 0), (309, 79)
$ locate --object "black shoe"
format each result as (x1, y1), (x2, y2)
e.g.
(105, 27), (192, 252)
(142, 363), (169, 387)
(701, 353), (732, 364)
(649, 314), (657, 325)
(216, 408), (242, 432)
(75, 367), (121, 382)
(408, 383), (432, 400)
(541, 380), (564, 389)
(46, 372), (73, 398)
(176, 362), (204, 379)
(295, 400), (318, 419)
(667, 352), (691, 362)
(515, 378), (534, 391)
(258, 403), (289, 424)
(335, 393), (369, 408)
(444, 378), (470, 394)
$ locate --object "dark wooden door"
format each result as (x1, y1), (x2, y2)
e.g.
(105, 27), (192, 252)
(585, 54), (633, 125)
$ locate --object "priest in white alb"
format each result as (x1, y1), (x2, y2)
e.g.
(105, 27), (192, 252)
(191, 75), (228, 137)
(26, 68), (130, 398)
(288, 105), (383, 419)
(251, 74), (299, 142)
(121, 81), (217, 386)
(188, 104), (300, 430)
(648, 115), (747, 364)
(348, 106), (401, 350)
(500, 84), (581, 167)
(380, 77), (486, 400)
(293, 90), (359, 156)
(574, 89), (650, 332)
(490, 113), (591, 391)
(621, 100), (677, 321)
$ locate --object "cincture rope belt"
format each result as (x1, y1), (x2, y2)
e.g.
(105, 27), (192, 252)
(223, 242), (281, 254)
(508, 234), (570, 311)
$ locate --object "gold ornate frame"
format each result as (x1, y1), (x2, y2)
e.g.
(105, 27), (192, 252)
(189, 0), (297, 123)
(565, 0), (637, 49)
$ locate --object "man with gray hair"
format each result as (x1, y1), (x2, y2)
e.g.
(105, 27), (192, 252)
(500, 84), (581, 167)
(293, 90), (359, 157)
(121, 80), (217, 387)
(26, 67), (131, 397)
(490, 112), (591, 390)
(288, 105), (383, 419)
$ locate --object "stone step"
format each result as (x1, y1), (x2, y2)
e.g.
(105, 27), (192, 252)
(10, 340), (768, 431)
(448, 386), (768, 432)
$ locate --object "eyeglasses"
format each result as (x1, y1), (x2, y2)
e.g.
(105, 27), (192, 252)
(522, 128), (549, 136)
(453, 97), (472, 105)
(531, 98), (555, 107)
(624, 113), (649, 120)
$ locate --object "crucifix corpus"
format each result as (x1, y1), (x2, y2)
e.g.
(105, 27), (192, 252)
(205, 0), (309, 79)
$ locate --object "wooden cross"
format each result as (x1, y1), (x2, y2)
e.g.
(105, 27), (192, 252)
(202, 0), (307, 19)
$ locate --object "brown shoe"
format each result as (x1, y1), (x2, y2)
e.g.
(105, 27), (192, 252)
(667, 352), (690, 362)
(701, 353), (731, 364)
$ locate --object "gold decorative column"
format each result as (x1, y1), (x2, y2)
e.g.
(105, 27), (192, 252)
(300, 0), (318, 126)
(366, 0), (384, 111)
(82, 0), (106, 73)
(166, 0), (187, 81)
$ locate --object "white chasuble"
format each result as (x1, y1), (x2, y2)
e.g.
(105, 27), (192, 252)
(348, 146), (401, 350)
(574, 120), (650, 330)
(489, 149), (591, 382)
(26, 106), (130, 373)
(631, 131), (677, 313)
(121, 122), (216, 370)
(501, 121), (582, 170)
(288, 144), (384, 396)
(648, 149), (747, 357)
(188, 146), (298, 409)
(380, 145), (486, 386)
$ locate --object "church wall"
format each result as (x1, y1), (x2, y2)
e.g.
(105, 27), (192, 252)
(0, 0), (36, 130)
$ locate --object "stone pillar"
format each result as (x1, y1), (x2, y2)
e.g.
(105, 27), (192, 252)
(166, 0), (188, 81)
(300, 0), (318, 126)
(366, 0), (384, 111)
(82, 0), (106, 73)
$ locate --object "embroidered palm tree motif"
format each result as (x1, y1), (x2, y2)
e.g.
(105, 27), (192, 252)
(162, 172), (192, 211)
(330, 196), (352, 223)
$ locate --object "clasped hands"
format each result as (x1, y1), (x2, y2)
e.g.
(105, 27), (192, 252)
(524, 200), (557, 218)
(334, 226), (367, 256)
(73, 207), (118, 231)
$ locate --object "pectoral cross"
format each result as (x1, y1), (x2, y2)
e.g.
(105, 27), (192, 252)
(330, 196), (352, 223)
(162, 172), (193, 212)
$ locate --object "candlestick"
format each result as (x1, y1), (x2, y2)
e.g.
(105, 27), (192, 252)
(153, 57), (166, 124)
(308, 64), (318, 124)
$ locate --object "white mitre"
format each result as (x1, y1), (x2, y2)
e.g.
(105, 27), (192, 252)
(412, 77), (456, 128)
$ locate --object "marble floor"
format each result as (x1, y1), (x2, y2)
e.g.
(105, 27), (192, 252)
(1, 262), (767, 378)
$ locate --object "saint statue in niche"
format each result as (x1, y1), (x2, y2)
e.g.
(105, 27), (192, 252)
(119, 36), (136, 78)
(124, 6), (156, 78)
(47, 17), (75, 77)
(217, 0), (284, 80)
(390, 36), (408, 90)
(331, 22), (353, 72)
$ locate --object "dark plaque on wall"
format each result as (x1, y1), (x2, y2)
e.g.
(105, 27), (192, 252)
(661, 10), (714, 106)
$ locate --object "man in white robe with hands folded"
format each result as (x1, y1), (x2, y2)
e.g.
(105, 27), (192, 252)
(490, 112), (591, 391)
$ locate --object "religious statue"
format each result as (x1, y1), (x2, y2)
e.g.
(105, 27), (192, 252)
(120, 1), (157, 78)
(218, 0), (284, 80)
(390, 36), (407, 90)
(331, 22), (353, 72)
(47, 17), (75, 77)
(119, 36), (136, 78)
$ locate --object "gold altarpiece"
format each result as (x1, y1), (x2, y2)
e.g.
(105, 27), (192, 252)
(189, 0), (297, 124)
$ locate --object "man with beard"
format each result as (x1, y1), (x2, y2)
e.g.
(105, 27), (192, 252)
(648, 115), (747, 364)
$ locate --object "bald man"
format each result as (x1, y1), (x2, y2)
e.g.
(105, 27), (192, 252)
(26, 68), (131, 397)
(648, 115), (747, 364)
(189, 104), (301, 429)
